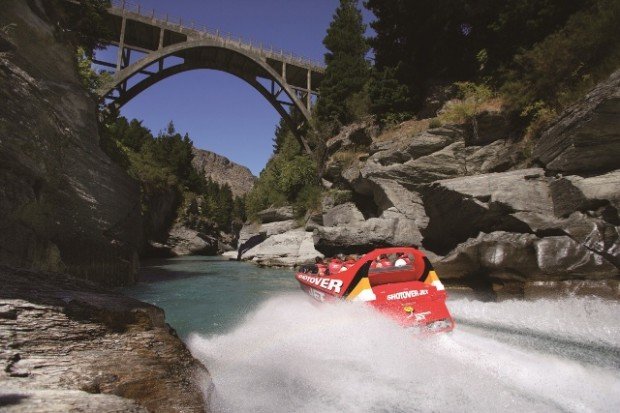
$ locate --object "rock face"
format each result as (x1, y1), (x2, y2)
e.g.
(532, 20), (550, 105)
(0, 266), (211, 412)
(142, 187), (180, 246)
(533, 69), (620, 173)
(325, 121), (377, 156)
(0, 1), (142, 286)
(435, 231), (618, 281)
(236, 71), (620, 298)
(192, 148), (256, 197)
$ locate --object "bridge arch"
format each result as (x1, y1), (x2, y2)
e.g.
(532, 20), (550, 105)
(99, 39), (319, 152)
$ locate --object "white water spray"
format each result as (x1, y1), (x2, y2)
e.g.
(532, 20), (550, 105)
(188, 294), (620, 413)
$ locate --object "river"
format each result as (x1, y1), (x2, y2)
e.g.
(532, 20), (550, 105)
(124, 256), (620, 413)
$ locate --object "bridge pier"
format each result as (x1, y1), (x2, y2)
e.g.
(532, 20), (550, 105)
(307, 69), (311, 111)
(158, 27), (165, 50)
(115, 15), (127, 71)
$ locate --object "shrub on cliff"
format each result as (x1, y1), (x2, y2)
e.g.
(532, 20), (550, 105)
(363, 0), (618, 127)
(47, 0), (112, 57)
(247, 127), (321, 219)
(501, 0), (620, 118)
(438, 82), (496, 124)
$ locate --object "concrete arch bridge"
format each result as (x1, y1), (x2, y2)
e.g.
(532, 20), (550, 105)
(89, 0), (325, 153)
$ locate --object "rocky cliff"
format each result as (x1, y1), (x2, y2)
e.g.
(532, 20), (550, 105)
(237, 70), (620, 299)
(0, 0), (142, 286)
(0, 3), (213, 411)
(145, 149), (254, 258)
(0, 266), (210, 412)
(192, 148), (256, 197)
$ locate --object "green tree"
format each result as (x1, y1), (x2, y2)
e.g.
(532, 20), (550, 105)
(363, 0), (587, 111)
(232, 196), (246, 224)
(367, 65), (412, 123)
(246, 129), (320, 218)
(46, 0), (112, 57)
(501, 0), (620, 115)
(316, 0), (370, 125)
(105, 116), (152, 152)
(142, 122), (204, 192)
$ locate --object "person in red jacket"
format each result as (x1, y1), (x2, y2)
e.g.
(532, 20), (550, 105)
(327, 257), (343, 274)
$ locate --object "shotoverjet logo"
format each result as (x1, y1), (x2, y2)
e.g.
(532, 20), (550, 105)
(297, 274), (344, 293)
(387, 289), (428, 301)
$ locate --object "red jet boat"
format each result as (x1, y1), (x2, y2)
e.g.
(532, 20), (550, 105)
(295, 247), (455, 333)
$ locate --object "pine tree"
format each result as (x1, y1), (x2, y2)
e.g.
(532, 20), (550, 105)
(316, 0), (370, 125)
(368, 65), (412, 122)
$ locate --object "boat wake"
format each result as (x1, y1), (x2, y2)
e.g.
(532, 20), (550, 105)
(188, 294), (620, 413)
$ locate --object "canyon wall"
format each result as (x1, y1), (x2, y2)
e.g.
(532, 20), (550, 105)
(0, 0), (142, 286)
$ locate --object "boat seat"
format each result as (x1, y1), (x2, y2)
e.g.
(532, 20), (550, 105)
(368, 265), (419, 287)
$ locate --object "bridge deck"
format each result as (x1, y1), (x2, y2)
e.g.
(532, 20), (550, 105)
(102, 0), (324, 91)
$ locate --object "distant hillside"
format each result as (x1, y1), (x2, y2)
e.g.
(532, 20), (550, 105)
(191, 148), (256, 197)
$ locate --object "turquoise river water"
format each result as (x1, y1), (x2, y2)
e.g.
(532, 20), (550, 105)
(124, 256), (620, 413)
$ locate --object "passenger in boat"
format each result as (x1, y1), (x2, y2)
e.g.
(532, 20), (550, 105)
(314, 257), (327, 275)
(371, 254), (392, 269)
(394, 253), (409, 267)
(328, 257), (343, 274)
(341, 255), (357, 271)
(380, 254), (392, 268)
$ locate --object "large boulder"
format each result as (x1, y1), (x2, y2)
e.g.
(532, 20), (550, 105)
(356, 138), (523, 191)
(533, 69), (620, 173)
(238, 220), (299, 247)
(464, 139), (524, 174)
(255, 206), (295, 223)
(435, 231), (619, 282)
(368, 126), (461, 166)
(166, 224), (218, 256)
(563, 169), (620, 217)
(465, 110), (512, 146)
(313, 216), (422, 256)
(241, 229), (323, 267)
(237, 217), (301, 259)
(322, 202), (365, 227)
(326, 121), (377, 156)
(421, 169), (552, 253)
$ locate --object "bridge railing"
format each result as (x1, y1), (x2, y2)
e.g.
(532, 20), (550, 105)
(109, 0), (325, 70)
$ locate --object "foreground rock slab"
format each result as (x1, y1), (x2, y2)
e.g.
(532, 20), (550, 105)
(0, 388), (147, 413)
(0, 266), (210, 412)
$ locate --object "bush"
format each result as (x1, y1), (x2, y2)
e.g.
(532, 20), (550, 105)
(294, 185), (323, 217)
(1, 23), (16, 36)
(501, 0), (620, 117)
(439, 82), (494, 124)
(329, 189), (353, 206)
(246, 128), (320, 219)
(331, 150), (361, 168)
(428, 118), (443, 128)
(76, 47), (112, 96)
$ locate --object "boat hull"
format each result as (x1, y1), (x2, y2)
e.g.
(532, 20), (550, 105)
(295, 247), (455, 334)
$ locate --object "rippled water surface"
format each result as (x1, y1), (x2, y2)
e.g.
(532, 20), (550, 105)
(125, 256), (620, 413)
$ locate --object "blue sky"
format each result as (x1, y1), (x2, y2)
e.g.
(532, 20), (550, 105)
(96, 0), (374, 175)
